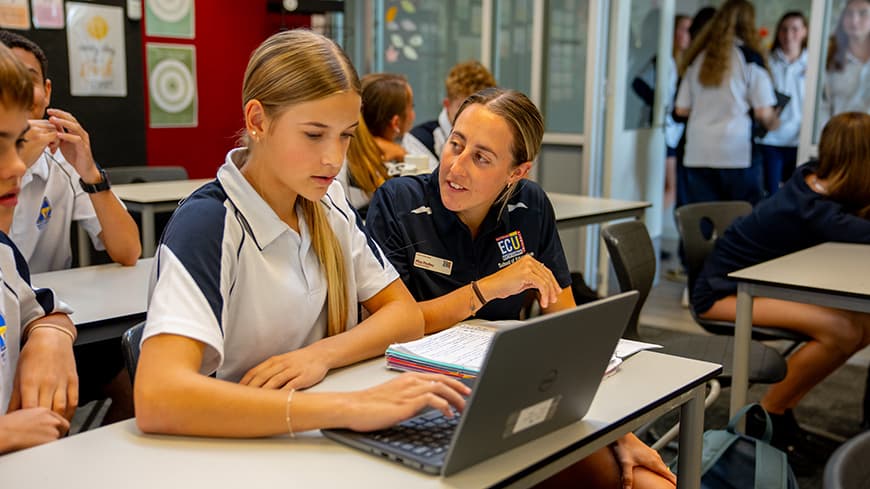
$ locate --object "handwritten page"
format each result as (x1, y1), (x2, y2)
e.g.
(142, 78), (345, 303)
(389, 324), (496, 371)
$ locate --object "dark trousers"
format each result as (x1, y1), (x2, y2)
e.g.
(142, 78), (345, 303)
(756, 144), (798, 196)
(684, 165), (764, 205)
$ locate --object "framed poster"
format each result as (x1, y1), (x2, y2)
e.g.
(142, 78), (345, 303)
(147, 43), (197, 127)
(66, 2), (127, 97)
(145, 0), (194, 38)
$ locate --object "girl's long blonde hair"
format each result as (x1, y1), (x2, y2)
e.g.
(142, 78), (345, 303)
(241, 30), (358, 337)
(679, 0), (765, 86)
(346, 116), (389, 195)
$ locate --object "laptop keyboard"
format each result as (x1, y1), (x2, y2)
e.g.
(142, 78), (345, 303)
(369, 409), (461, 458)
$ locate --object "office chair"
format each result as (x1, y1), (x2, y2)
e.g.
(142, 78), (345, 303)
(674, 201), (810, 349)
(121, 321), (146, 386)
(105, 165), (188, 184)
(823, 430), (870, 489)
(601, 220), (787, 449)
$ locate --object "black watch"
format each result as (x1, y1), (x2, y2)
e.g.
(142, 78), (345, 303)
(80, 169), (111, 193)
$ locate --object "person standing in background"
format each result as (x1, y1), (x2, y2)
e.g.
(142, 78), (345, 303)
(675, 0), (779, 206)
(819, 0), (870, 129)
(756, 12), (809, 195)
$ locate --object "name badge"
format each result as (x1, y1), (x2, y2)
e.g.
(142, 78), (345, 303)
(413, 252), (453, 276)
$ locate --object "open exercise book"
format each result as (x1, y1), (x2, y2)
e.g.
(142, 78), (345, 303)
(385, 323), (662, 379)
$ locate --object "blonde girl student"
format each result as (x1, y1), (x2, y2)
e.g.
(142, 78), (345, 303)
(360, 73), (416, 163)
(135, 30), (469, 437)
(366, 88), (676, 489)
(819, 0), (870, 127)
(0, 42), (78, 454)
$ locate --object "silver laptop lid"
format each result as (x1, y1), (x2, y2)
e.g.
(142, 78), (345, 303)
(441, 291), (637, 475)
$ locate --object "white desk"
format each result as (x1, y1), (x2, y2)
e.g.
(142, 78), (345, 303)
(0, 351), (719, 489)
(728, 242), (870, 418)
(113, 179), (211, 258)
(31, 258), (153, 345)
(548, 193), (650, 230)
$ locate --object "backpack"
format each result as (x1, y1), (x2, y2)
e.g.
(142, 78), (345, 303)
(671, 404), (798, 489)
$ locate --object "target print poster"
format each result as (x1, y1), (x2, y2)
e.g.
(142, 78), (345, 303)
(146, 43), (197, 127)
(66, 2), (126, 96)
(145, 0), (194, 39)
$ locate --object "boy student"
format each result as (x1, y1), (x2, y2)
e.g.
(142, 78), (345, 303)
(0, 30), (140, 273)
(0, 31), (139, 424)
(0, 42), (78, 454)
(405, 60), (496, 169)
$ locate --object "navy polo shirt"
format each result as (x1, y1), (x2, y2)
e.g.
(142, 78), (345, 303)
(366, 168), (571, 321)
(691, 161), (870, 315)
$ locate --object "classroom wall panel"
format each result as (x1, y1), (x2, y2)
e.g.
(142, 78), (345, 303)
(143, 0), (274, 179)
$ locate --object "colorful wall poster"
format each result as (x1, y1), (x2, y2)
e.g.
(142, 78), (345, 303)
(145, 0), (194, 39)
(31, 0), (63, 28)
(66, 2), (127, 97)
(147, 43), (197, 127)
(0, 0), (30, 29)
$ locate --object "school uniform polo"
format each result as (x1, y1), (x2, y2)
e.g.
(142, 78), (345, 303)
(759, 49), (807, 148)
(9, 151), (105, 273)
(144, 148), (399, 382)
(0, 232), (72, 413)
(691, 161), (870, 315)
(819, 51), (870, 128)
(365, 168), (571, 321)
(401, 132), (440, 171)
(675, 43), (776, 169)
(408, 108), (452, 164)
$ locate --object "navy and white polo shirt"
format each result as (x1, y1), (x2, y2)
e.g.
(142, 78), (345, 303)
(144, 148), (399, 382)
(0, 233), (72, 414)
(366, 168), (571, 321)
(675, 43), (776, 168)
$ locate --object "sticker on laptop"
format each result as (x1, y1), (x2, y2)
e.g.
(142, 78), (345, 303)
(413, 252), (453, 276)
(504, 395), (561, 436)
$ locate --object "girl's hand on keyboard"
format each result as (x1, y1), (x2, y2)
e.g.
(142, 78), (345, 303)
(343, 373), (471, 432)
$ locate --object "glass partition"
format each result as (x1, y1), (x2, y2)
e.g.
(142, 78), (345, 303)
(543, 0), (588, 133)
(374, 0), (483, 123)
(493, 0), (534, 95)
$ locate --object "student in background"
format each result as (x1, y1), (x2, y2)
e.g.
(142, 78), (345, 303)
(819, 0), (870, 129)
(360, 73), (416, 163)
(0, 30), (140, 272)
(135, 30), (470, 438)
(367, 88), (675, 489)
(756, 12), (808, 195)
(675, 0), (779, 205)
(406, 60), (496, 169)
(336, 115), (390, 211)
(0, 30), (139, 425)
(692, 112), (870, 456)
(0, 42), (78, 454)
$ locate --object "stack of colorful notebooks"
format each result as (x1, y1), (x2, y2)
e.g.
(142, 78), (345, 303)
(385, 324), (496, 378)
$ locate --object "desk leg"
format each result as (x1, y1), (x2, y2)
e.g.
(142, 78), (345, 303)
(77, 222), (91, 267)
(142, 207), (156, 258)
(731, 284), (753, 424)
(677, 386), (705, 489)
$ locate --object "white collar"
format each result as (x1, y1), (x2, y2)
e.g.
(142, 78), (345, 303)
(22, 152), (52, 187)
(437, 108), (452, 135)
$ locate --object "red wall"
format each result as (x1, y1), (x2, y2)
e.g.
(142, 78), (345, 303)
(143, 1), (311, 178)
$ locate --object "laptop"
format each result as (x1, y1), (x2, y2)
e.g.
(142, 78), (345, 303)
(322, 291), (638, 476)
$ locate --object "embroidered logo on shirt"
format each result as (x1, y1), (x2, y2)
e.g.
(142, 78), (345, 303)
(413, 252), (453, 275)
(36, 197), (52, 230)
(496, 230), (526, 268)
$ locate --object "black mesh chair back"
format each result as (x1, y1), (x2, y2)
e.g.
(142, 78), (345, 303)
(121, 321), (146, 386)
(823, 430), (870, 489)
(600, 220), (655, 340)
(674, 202), (809, 344)
(106, 166), (188, 184)
(673, 201), (751, 293)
